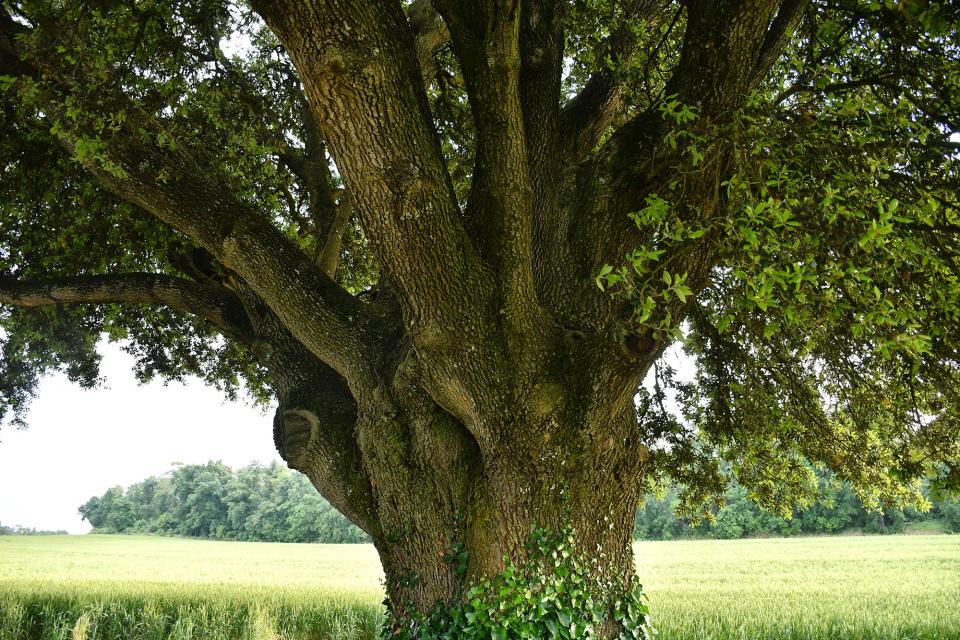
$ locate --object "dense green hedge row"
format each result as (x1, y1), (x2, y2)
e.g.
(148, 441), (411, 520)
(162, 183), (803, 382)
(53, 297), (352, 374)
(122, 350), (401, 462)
(634, 472), (960, 540)
(79, 461), (959, 544)
(0, 524), (67, 535)
(79, 461), (368, 543)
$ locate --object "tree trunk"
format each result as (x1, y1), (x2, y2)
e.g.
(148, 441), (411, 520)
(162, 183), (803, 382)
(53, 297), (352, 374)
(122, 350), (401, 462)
(362, 405), (646, 637)
(373, 454), (642, 637)
(258, 305), (655, 638)
(461, 448), (642, 584)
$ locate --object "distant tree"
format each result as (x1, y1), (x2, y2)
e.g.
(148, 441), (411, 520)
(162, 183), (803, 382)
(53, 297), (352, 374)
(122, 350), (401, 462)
(634, 468), (956, 539)
(0, 521), (67, 535)
(77, 497), (102, 530)
(126, 476), (176, 530)
(795, 478), (861, 534)
(171, 462), (232, 538)
(942, 499), (960, 534)
(78, 486), (135, 533)
(78, 461), (367, 543)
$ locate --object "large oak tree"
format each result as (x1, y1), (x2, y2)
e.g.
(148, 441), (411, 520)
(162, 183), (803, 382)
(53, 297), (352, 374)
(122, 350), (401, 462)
(1, 0), (958, 635)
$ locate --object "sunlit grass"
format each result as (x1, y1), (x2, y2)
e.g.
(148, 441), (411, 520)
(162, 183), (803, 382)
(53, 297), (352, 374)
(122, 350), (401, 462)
(1, 534), (957, 639)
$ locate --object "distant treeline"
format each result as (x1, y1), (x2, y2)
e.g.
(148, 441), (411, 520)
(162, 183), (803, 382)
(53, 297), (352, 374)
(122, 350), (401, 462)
(635, 472), (960, 540)
(0, 523), (68, 535)
(80, 461), (960, 544)
(79, 461), (368, 543)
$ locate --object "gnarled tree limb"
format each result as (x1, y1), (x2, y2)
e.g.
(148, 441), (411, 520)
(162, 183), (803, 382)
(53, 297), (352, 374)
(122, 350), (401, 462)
(0, 272), (254, 341)
(571, 0), (784, 286)
(408, 0), (451, 85)
(0, 269), (382, 536)
(252, 1), (490, 334)
(75, 123), (379, 390)
(2, 15), (381, 392)
(558, 0), (669, 162)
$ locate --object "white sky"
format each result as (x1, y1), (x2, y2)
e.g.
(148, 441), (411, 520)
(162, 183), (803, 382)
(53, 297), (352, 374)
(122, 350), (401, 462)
(0, 342), (281, 534)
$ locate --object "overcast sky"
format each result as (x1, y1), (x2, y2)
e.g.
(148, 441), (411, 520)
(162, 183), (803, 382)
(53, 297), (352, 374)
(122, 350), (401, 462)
(0, 342), (281, 534)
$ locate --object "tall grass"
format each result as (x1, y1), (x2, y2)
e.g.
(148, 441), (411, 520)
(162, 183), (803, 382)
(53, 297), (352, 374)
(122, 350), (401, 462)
(1, 534), (957, 639)
(636, 536), (960, 640)
(0, 583), (383, 640)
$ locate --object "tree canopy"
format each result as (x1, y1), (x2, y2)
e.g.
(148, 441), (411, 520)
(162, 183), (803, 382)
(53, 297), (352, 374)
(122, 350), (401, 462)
(1, 0), (959, 634)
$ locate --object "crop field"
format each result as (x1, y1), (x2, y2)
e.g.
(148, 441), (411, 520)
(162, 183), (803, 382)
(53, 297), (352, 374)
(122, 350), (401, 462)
(0, 534), (957, 640)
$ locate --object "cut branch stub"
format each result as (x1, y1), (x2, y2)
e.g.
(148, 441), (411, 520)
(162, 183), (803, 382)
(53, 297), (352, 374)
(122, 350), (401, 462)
(275, 407), (319, 470)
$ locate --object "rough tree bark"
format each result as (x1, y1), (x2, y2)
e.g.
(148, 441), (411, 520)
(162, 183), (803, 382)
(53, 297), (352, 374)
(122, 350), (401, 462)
(0, 0), (805, 634)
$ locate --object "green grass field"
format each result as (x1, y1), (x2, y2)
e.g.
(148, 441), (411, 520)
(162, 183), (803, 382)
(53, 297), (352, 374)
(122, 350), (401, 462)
(1, 534), (957, 639)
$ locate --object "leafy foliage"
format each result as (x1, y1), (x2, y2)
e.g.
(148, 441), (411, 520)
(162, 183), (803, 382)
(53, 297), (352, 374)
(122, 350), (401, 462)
(78, 461), (368, 543)
(601, 2), (960, 517)
(385, 526), (654, 640)
(634, 469), (958, 540)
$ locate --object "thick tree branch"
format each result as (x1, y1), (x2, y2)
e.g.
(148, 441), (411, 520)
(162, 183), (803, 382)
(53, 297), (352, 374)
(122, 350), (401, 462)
(95, 137), (372, 384)
(277, 106), (350, 277)
(69, 118), (377, 389)
(316, 193), (352, 278)
(560, 0), (784, 343)
(0, 272), (253, 341)
(0, 268), (380, 533)
(408, 0), (451, 85)
(518, 0), (574, 315)
(251, 1), (494, 357)
(662, 0), (782, 113)
(587, 0), (783, 230)
(272, 358), (379, 536)
(433, 0), (540, 332)
(558, 0), (669, 161)
(3, 13), (380, 392)
(560, 70), (626, 160)
(597, 0), (782, 165)
(230, 292), (379, 537)
(5, 3), (508, 448)
(558, 0), (682, 165)
(774, 75), (893, 106)
(532, 2), (669, 327)
(753, 0), (811, 85)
